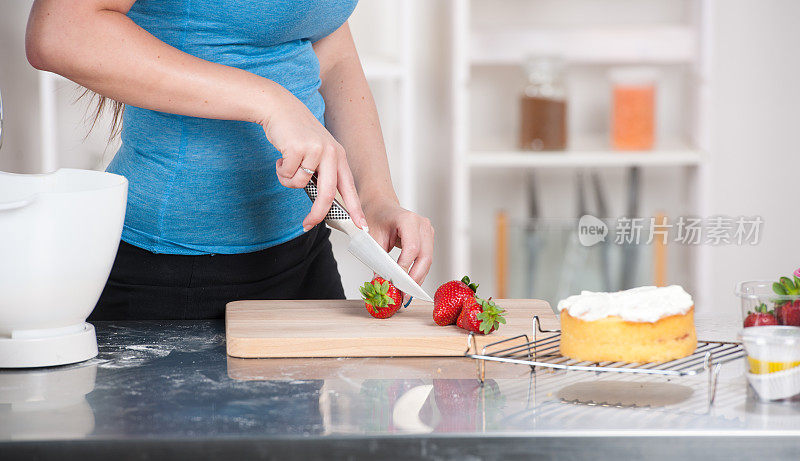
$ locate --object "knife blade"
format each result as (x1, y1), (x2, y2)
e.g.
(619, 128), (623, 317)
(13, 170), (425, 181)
(304, 177), (433, 303)
(346, 227), (433, 302)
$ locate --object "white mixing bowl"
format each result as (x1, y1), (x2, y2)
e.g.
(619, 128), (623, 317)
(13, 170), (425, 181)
(0, 168), (127, 367)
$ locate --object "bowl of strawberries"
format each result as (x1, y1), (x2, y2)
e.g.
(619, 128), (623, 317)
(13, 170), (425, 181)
(737, 270), (800, 328)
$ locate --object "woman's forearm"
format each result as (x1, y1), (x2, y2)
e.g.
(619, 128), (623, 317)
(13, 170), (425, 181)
(27, 0), (370, 230)
(315, 24), (434, 280)
(314, 24), (400, 209)
(26, 0), (281, 125)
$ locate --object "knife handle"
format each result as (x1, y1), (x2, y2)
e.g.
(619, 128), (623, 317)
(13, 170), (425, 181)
(303, 177), (359, 236)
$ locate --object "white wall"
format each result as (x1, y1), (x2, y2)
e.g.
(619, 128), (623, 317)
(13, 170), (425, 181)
(707, 0), (800, 312)
(1, 1), (121, 174)
(0, 0), (40, 173)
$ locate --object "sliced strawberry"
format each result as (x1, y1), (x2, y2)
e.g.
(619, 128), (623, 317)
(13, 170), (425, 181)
(360, 276), (403, 319)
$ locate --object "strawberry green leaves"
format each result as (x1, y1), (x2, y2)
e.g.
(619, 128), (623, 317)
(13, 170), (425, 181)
(751, 302), (773, 315)
(360, 279), (396, 313)
(475, 298), (507, 335)
(773, 274), (800, 296)
(460, 275), (479, 294)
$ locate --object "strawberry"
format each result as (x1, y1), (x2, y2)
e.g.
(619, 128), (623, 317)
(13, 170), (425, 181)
(360, 276), (403, 319)
(781, 300), (800, 326)
(433, 276), (478, 326)
(433, 379), (480, 431)
(456, 297), (506, 334)
(434, 379), (503, 432)
(744, 303), (778, 327)
(771, 273), (800, 326)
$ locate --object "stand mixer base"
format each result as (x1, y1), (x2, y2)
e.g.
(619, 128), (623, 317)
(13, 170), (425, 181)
(0, 323), (98, 368)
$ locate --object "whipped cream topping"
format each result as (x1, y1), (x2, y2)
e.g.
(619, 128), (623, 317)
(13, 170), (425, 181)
(557, 285), (694, 323)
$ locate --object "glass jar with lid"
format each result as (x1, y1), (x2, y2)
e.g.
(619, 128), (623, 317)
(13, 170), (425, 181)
(519, 56), (568, 151)
(609, 66), (658, 150)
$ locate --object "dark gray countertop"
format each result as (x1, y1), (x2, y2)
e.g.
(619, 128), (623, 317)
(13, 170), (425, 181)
(2, 320), (800, 460)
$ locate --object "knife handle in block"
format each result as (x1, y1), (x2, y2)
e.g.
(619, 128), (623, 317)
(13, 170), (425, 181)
(303, 178), (359, 236)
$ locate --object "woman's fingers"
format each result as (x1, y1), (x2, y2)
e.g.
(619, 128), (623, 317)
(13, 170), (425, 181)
(396, 219), (422, 274)
(302, 146), (337, 230)
(275, 139), (368, 233)
(394, 214), (434, 285)
(276, 143), (323, 189)
(408, 219), (434, 284)
(370, 225), (393, 252)
(335, 148), (368, 230)
(276, 159), (315, 189)
(276, 149), (303, 180)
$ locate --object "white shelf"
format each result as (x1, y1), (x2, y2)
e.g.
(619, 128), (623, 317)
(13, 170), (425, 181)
(362, 57), (404, 81)
(468, 148), (704, 168)
(450, 0), (712, 313)
(470, 26), (696, 65)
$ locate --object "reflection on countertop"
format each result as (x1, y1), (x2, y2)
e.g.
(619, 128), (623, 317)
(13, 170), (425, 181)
(2, 319), (800, 458)
(0, 361), (96, 440)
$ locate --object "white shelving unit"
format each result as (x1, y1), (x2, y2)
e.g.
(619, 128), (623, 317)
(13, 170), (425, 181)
(354, 0), (417, 212)
(37, 72), (60, 173)
(468, 149), (704, 169)
(470, 26), (697, 65)
(450, 0), (712, 306)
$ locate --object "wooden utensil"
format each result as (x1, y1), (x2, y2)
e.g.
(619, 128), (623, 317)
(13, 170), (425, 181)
(495, 210), (508, 299)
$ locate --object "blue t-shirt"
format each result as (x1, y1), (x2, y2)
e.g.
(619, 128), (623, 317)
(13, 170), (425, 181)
(107, 0), (358, 254)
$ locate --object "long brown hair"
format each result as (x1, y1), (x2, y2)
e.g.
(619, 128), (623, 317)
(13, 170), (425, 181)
(78, 89), (124, 141)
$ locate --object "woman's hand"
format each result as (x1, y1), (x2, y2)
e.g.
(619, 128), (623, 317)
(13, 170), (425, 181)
(259, 84), (368, 232)
(310, 24), (435, 287)
(365, 198), (435, 286)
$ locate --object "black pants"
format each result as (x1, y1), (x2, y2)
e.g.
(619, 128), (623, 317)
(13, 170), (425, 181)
(90, 225), (345, 320)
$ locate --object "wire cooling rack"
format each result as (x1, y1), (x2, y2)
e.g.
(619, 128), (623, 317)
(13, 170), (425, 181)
(465, 316), (745, 406)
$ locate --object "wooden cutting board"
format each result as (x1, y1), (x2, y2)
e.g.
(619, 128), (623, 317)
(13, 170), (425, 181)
(225, 299), (556, 358)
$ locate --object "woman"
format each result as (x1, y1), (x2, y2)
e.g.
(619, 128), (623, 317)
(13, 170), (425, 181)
(26, 0), (434, 319)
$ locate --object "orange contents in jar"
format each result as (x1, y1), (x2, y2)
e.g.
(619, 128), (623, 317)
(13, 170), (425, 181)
(612, 82), (655, 150)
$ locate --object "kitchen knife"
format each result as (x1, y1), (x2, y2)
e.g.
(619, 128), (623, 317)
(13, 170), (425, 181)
(304, 177), (434, 303)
